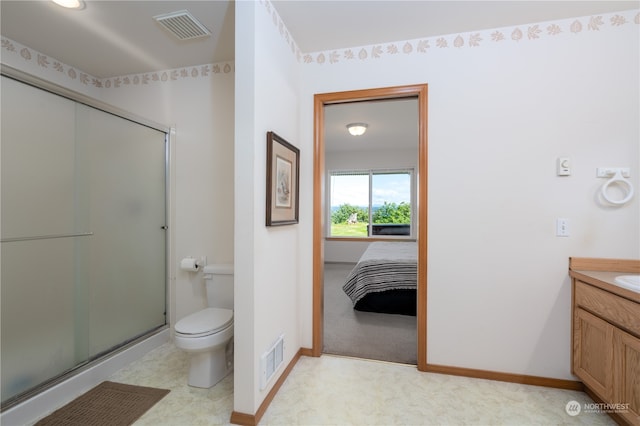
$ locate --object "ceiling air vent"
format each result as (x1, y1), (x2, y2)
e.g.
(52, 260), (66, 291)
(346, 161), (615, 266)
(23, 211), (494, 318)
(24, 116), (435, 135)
(153, 10), (211, 40)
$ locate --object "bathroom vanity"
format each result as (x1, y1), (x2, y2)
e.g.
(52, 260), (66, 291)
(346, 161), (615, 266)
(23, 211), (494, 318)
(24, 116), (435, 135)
(569, 257), (640, 425)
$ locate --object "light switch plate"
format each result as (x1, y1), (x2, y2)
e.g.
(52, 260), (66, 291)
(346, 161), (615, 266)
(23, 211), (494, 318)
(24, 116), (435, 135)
(556, 218), (569, 237)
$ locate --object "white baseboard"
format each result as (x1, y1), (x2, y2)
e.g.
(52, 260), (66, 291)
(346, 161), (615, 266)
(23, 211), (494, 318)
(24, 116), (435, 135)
(1, 328), (170, 426)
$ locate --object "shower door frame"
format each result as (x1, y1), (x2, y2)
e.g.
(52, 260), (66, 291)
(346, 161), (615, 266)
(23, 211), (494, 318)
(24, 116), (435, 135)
(0, 65), (173, 409)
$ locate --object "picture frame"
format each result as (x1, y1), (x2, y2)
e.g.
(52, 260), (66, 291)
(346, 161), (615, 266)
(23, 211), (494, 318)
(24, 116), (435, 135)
(266, 131), (300, 226)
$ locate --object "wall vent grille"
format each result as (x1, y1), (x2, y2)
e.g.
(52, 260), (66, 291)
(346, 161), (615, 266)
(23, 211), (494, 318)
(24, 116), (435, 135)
(260, 334), (284, 390)
(153, 10), (211, 40)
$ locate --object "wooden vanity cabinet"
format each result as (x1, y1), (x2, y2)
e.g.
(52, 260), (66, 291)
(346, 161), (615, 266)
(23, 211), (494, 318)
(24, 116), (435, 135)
(574, 307), (640, 423)
(615, 331), (640, 424)
(570, 258), (640, 426)
(573, 307), (614, 401)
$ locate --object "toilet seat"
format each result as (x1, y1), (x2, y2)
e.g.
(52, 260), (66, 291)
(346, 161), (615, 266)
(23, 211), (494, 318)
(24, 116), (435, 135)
(175, 308), (233, 338)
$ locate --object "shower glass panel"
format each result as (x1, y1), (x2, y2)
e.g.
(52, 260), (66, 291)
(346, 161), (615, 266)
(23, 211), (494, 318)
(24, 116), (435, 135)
(0, 76), (167, 406)
(75, 104), (167, 357)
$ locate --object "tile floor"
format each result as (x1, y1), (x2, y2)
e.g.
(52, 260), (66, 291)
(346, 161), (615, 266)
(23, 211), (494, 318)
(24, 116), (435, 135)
(105, 342), (615, 426)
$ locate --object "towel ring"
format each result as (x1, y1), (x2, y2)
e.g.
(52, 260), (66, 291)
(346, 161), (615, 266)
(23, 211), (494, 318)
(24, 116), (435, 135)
(601, 170), (634, 205)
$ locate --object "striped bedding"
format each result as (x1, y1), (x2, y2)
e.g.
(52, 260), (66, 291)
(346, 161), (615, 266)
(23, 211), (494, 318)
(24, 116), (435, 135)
(342, 242), (417, 314)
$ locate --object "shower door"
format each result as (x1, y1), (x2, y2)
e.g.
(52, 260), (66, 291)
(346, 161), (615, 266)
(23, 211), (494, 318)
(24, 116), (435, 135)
(0, 76), (167, 406)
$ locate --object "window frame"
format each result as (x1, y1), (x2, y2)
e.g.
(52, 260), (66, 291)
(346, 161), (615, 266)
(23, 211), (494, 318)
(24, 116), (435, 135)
(326, 168), (416, 240)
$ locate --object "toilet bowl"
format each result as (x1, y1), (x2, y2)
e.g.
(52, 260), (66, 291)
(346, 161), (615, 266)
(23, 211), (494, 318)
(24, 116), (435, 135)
(174, 308), (233, 388)
(174, 264), (234, 388)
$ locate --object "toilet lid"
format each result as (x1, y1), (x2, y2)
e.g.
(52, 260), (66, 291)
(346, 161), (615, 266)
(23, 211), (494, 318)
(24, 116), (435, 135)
(175, 308), (233, 336)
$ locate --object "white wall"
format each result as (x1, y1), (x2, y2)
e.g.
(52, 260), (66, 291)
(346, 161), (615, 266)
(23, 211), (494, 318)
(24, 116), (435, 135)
(325, 147), (418, 262)
(298, 11), (639, 380)
(235, 0), (302, 414)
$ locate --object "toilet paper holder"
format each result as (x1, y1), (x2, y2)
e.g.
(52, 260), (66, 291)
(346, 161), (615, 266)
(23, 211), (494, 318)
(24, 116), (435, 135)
(180, 256), (207, 272)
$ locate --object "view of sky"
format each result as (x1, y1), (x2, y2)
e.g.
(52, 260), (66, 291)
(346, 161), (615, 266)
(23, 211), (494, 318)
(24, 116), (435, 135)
(330, 172), (411, 207)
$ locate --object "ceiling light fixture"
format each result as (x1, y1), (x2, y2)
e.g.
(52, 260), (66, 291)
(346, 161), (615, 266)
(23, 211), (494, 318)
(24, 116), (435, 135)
(51, 0), (84, 9)
(347, 123), (368, 136)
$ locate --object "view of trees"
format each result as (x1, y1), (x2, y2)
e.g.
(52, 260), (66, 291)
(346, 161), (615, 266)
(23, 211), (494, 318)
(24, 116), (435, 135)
(372, 201), (411, 224)
(329, 170), (412, 237)
(331, 204), (368, 224)
(331, 202), (411, 224)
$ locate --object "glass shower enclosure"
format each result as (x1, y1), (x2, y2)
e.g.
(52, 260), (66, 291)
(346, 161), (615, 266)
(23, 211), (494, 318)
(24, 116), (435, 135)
(0, 75), (168, 407)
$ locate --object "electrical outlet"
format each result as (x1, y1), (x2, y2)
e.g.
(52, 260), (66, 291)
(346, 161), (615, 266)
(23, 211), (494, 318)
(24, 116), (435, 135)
(556, 218), (569, 237)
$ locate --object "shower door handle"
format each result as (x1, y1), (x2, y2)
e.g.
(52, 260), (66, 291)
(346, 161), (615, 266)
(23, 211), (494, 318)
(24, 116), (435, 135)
(1, 232), (94, 243)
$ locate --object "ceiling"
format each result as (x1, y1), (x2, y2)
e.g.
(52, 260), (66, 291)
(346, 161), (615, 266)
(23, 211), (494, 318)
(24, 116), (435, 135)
(0, 1), (235, 78)
(1, 0), (637, 153)
(274, 0), (639, 53)
(325, 99), (418, 153)
(1, 1), (637, 79)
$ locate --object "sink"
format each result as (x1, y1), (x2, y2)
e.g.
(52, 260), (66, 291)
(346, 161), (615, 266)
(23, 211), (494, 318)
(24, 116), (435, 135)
(614, 275), (640, 293)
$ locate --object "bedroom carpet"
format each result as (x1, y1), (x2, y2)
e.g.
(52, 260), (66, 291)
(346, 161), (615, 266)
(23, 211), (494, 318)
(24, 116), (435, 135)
(323, 262), (417, 364)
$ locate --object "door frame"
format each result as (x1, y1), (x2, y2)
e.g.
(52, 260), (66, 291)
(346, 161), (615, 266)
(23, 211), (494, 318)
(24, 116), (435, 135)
(312, 84), (428, 370)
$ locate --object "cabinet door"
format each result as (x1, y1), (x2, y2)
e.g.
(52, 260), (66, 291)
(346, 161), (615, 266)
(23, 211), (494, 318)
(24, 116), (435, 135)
(574, 308), (614, 400)
(614, 329), (640, 425)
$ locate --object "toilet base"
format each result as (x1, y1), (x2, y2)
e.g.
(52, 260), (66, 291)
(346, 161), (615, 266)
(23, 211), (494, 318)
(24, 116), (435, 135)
(187, 340), (233, 388)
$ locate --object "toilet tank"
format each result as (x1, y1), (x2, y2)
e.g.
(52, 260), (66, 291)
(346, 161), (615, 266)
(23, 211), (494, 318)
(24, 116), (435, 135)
(203, 264), (234, 310)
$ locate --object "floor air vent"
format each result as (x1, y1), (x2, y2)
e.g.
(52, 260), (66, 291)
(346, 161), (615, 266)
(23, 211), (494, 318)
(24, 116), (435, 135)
(153, 10), (211, 40)
(260, 334), (284, 390)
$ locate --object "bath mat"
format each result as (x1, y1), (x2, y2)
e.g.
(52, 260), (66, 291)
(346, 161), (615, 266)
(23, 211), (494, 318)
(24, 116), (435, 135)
(35, 381), (170, 426)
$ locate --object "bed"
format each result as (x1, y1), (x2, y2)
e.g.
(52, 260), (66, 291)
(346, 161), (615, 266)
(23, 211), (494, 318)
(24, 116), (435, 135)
(342, 241), (417, 316)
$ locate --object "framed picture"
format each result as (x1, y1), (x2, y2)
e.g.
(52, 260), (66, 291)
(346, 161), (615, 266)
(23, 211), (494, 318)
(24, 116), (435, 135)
(266, 131), (300, 226)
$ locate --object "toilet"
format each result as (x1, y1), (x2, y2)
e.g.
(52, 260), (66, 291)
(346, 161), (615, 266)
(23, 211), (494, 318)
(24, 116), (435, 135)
(174, 264), (234, 388)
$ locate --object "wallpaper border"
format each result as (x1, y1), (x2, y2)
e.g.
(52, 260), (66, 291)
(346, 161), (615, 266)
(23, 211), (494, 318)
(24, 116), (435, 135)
(2, 6), (638, 90)
(1, 37), (234, 91)
(258, 4), (639, 66)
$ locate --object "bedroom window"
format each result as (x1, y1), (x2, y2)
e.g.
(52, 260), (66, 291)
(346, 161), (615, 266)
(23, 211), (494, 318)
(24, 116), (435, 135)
(329, 169), (414, 238)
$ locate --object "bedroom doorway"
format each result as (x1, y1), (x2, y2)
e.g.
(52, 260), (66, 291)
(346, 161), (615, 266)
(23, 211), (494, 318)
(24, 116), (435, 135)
(312, 85), (428, 370)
